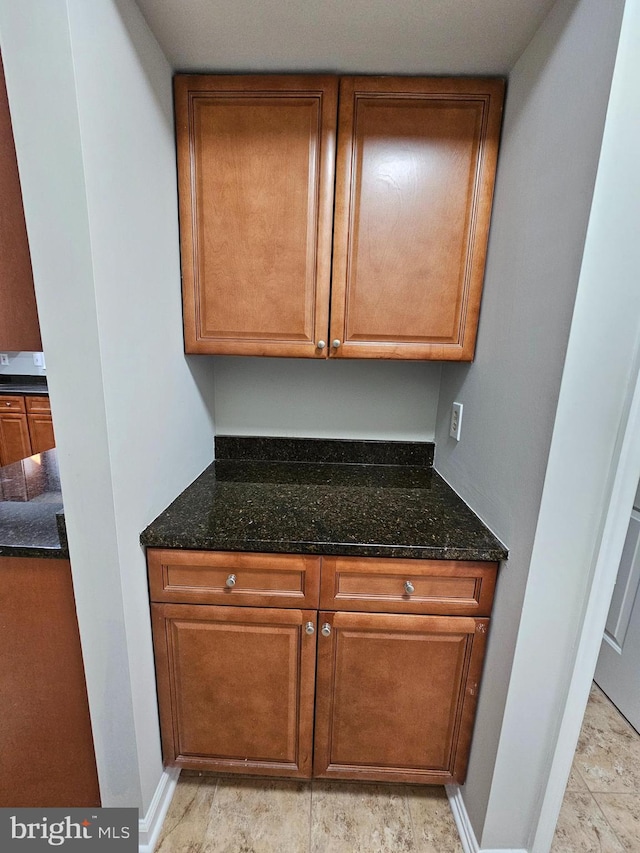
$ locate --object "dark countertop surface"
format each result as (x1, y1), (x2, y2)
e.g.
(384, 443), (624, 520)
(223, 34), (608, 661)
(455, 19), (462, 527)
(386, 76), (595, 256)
(0, 376), (48, 396)
(141, 437), (507, 562)
(0, 449), (67, 559)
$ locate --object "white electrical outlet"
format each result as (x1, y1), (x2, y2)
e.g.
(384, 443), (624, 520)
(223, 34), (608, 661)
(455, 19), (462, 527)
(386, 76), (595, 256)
(33, 352), (45, 369)
(450, 401), (463, 441)
(0, 354), (8, 366)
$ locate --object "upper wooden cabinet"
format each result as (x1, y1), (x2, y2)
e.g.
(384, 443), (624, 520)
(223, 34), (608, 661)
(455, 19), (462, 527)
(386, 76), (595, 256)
(175, 75), (337, 357)
(175, 74), (504, 361)
(0, 53), (42, 353)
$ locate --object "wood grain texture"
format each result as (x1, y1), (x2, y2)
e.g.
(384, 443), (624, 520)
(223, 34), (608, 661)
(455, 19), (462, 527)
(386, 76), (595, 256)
(0, 54), (41, 352)
(0, 394), (26, 413)
(330, 76), (504, 361)
(313, 611), (489, 784)
(175, 74), (337, 357)
(0, 557), (100, 807)
(152, 603), (317, 777)
(27, 413), (55, 455)
(25, 395), (51, 415)
(148, 549), (320, 609)
(0, 410), (32, 465)
(320, 556), (497, 616)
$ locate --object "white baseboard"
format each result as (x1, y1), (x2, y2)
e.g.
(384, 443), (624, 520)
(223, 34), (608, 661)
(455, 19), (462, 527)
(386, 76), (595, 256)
(138, 766), (180, 853)
(446, 785), (528, 853)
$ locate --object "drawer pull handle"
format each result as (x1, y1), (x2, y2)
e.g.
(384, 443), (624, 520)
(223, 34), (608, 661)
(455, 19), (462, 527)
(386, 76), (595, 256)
(305, 622), (315, 636)
(225, 574), (237, 588)
(404, 580), (415, 595)
(332, 339), (341, 348)
(321, 623), (331, 637)
(317, 340), (326, 349)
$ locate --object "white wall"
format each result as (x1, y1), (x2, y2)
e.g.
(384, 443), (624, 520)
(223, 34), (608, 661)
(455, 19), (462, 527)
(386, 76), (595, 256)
(432, 0), (624, 844)
(213, 357), (441, 440)
(0, 351), (45, 376)
(488, 0), (640, 847)
(0, 0), (214, 814)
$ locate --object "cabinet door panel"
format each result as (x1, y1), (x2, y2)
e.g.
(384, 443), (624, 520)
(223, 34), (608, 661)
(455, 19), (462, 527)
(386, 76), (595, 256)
(0, 55), (41, 352)
(314, 611), (488, 784)
(27, 414), (55, 455)
(330, 77), (504, 361)
(176, 75), (337, 357)
(152, 604), (316, 777)
(0, 411), (31, 465)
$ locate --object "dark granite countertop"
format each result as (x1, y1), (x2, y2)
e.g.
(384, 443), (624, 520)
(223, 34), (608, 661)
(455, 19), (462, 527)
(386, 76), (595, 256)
(141, 437), (507, 562)
(0, 376), (48, 396)
(0, 449), (67, 559)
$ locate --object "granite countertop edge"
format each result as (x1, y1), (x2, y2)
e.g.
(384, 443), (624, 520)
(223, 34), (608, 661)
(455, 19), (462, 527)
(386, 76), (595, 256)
(0, 543), (68, 560)
(139, 533), (506, 562)
(140, 440), (509, 564)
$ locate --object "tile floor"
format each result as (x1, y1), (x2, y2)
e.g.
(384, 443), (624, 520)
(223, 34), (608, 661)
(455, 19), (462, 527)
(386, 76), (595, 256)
(155, 683), (640, 853)
(552, 683), (640, 852)
(155, 775), (462, 853)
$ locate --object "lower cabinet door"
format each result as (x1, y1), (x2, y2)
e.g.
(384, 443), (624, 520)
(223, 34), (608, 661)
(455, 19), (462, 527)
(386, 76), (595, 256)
(313, 611), (488, 785)
(27, 413), (55, 454)
(0, 412), (31, 465)
(152, 604), (317, 777)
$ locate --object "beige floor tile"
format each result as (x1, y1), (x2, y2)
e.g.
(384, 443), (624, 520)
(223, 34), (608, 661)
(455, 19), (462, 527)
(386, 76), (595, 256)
(551, 791), (624, 853)
(566, 760), (589, 792)
(200, 777), (311, 853)
(594, 793), (640, 851)
(574, 685), (640, 794)
(405, 786), (462, 853)
(156, 775), (218, 853)
(311, 781), (415, 853)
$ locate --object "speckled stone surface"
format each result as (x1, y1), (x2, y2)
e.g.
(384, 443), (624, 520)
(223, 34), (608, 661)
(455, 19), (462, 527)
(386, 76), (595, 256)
(141, 439), (507, 561)
(216, 436), (435, 467)
(0, 449), (67, 559)
(0, 376), (48, 396)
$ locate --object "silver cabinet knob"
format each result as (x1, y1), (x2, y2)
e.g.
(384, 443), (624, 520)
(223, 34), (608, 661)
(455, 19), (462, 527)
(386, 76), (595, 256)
(305, 621), (315, 635)
(317, 340), (326, 349)
(321, 623), (331, 637)
(332, 339), (341, 348)
(404, 580), (415, 595)
(225, 574), (237, 588)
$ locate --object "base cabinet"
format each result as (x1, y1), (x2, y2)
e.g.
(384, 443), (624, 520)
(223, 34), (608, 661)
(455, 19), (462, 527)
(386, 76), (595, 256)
(152, 604), (317, 778)
(313, 611), (487, 784)
(0, 394), (54, 465)
(148, 549), (497, 785)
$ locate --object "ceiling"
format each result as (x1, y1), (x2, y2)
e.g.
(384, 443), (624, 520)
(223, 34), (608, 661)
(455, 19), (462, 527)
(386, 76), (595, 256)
(134, 0), (559, 76)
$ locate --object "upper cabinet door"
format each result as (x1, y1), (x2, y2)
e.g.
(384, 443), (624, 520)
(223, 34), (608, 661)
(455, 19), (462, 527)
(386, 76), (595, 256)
(175, 75), (338, 357)
(0, 53), (41, 352)
(330, 77), (504, 361)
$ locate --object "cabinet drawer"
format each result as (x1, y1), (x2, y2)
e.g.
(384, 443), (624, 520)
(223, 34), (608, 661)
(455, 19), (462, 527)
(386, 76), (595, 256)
(0, 395), (25, 413)
(320, 556), (497, 616)
(148, 549), (321, 608)
(25, 395), (51, 415)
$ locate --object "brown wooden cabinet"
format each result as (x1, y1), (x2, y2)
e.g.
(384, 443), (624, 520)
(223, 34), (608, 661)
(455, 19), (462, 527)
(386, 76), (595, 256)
(152, 604), (317, 777)
(0, 556), (100, 807)
(176, 75), (504, 361)
(148, 549), (497, 785)
(0, 396), (31, 465)
(0, 394), (54, 465)
(0, 53), (42, 352)
(313, 611), (488, 784)
(26, 395), (55, 455)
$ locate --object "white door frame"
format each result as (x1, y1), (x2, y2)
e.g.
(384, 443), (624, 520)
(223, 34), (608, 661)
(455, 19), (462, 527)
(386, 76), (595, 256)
(525, 1), (640, 849)
(532, 338), (640, 852)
